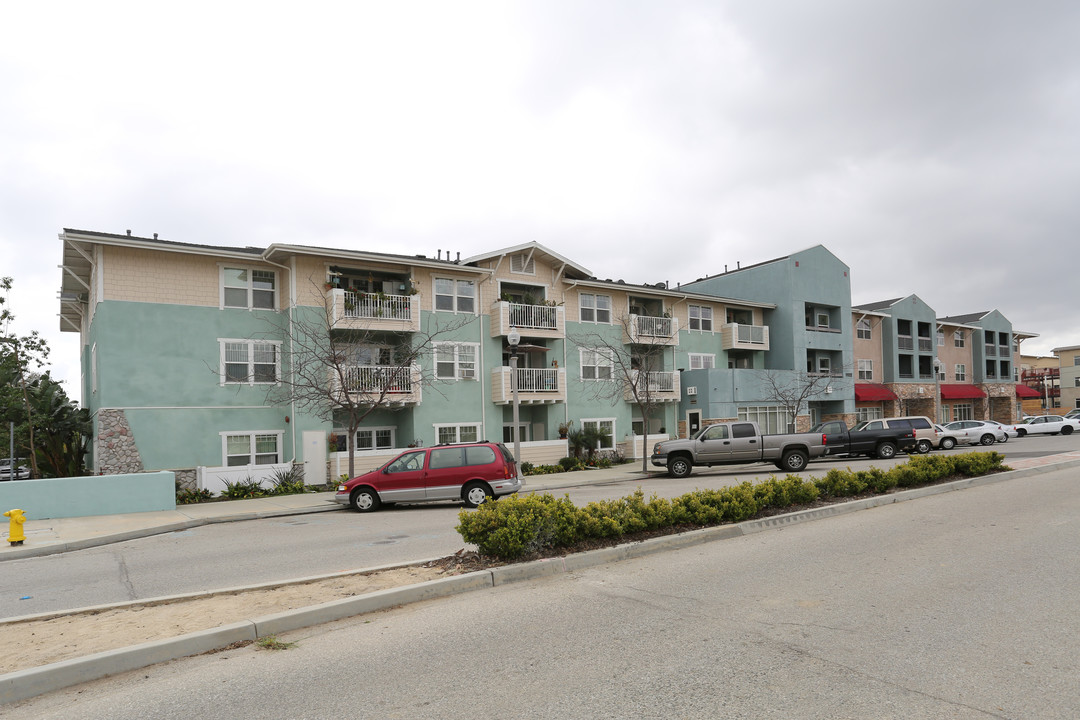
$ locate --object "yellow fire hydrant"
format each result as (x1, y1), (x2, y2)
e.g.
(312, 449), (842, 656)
(4, 509), (26, 546)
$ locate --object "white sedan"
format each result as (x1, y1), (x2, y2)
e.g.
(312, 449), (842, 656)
(985, 421), (1019, 441)
(1015, 415), (1080, 437)
(942, 421), (1007, 446)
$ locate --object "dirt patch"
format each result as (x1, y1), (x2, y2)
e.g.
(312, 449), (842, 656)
(0, 553), (491, 675)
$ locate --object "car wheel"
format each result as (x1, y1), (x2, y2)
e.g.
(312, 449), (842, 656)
(874, 442), (897, 459)
(1062, 426), (1074, 436)
(1016, 428), (1026, 437)
(462, 482), (493, 508)
(979, 433), (995, 446)
(997, 435), (1008, 443)
(940, 437), (956, 450)
(667, 456), (692, 479)
(916, 439), (932, 454)
(778, 450), (809, 472)
(350, 486), (381, 513)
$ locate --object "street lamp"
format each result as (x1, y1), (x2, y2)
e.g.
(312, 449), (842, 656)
(934, 359), (942, 424)
(507, 327), (522, 475)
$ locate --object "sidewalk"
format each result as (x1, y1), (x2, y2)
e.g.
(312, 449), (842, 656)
(1, 463), (660, 561)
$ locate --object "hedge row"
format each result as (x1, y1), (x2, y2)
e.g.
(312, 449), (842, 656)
(456, 452), (1008, 560)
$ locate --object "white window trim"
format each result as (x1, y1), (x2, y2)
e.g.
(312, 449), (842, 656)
(434, 342), (480, 380)
(433, 422), (481, 445)
(856, 319), (872, 340)
(955, 364), (967, 382)
(502, 422), (530, 443)
(581, 418), (616, 450)
(219, 264), (277, 311)
(579, 292), (612, 324)
(220, 431), (284, 467)
(689, 353), (715, 370)
(580, 347), (615, 381)
(432, 277), (477, 315)
(688, 304), (714, 333)
(219, 338), (282, 386)
(858, 359), (873, 381)
(954, 330), (966, 348)
(333, 426), (397, 453)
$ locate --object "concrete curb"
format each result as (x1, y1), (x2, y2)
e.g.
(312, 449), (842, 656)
(5, 457), (1078, 705)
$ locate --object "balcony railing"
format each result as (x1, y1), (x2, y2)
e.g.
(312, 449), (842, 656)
(985, 344), (997, 357)
(333, 365), (421, 405)
(490, 301), (565, 338)
(898, 336), (913, 351)
(626, 370), (681, 402)
(918, 338), (933, 352)
(330, 289), (419, 332)
(721, 323), (769, 351)
(491, 367), (567, 404)
(626, 315), (679, 346)
(344, 291), (412, 321)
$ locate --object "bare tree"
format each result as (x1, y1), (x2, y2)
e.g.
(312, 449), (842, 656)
(757, 367), (848, 432)
(252, 281), (473, 479)
(570, 314), (675, 472)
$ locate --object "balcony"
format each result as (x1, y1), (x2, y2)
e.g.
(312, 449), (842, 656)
(918, 338), (933, 352)
(721, 323), (769, 351)
(332, 364), (422, 406)
(625, 315), (679, 346)
(330, 290), (419, 333)
(491, 367), (567, 405)
(490, 301), (565, 339)
(624, 370), (681, 403)
(898, 335), (914, 351)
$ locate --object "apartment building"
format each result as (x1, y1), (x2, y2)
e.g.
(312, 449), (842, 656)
(59, 230), (773, 489)
(1052, 345), (1080, 412)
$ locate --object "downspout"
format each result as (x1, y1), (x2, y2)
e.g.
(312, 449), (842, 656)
(261, 254), (298, 463)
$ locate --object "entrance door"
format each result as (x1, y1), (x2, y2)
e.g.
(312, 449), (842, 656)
(687, 410), (702, 438)
(302, 431), (327, 487)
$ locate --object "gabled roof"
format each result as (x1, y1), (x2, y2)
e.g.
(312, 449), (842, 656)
(462, 241), (593, 280)
(938, 311), (991, 325)
(685, 244), (848, 285)
(853, 298), (902, 312)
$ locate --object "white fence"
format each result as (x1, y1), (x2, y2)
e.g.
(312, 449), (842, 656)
(196, 462), (295, 496)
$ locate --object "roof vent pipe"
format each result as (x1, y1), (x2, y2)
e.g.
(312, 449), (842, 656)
(153, 233), (158, 239)
(437, 249), (442, 260)
(737, 261), (740, 269)
(456, 252), (460, 262)
(126, 229), (131, 236)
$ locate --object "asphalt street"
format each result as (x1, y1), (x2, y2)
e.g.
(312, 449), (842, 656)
(13, 458), (1080, 718)
(2, 436), (1075, 620)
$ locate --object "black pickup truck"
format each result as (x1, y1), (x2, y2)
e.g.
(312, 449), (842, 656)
(811, 420), (917, 459)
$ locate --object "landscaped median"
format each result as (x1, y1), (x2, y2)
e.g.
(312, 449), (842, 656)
(457, 452), (1010, 561)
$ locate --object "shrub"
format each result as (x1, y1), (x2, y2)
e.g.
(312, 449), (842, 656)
(814, 468), (867, 498)
(558, 456), (585, 472)
(221, 477), (266, 499)
(520, 461), (534, 474)
(269, 466), (306, 495)
(176, 487), (213, 504)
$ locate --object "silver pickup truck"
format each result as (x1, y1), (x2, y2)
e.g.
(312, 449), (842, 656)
(651, 421), (828, 477)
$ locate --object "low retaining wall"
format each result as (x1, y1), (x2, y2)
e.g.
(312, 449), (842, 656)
(0, 472), (175, 520)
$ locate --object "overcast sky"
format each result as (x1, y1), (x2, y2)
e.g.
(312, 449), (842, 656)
(3, 1), (1079, 404)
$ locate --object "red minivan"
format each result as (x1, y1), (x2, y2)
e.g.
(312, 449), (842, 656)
(334, 441), (523, 512)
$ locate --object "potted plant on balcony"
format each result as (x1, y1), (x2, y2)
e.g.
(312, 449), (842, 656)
(558, 420), (572, 439)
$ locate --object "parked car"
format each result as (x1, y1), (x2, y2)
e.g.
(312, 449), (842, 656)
(942, 420), (1007, 446)
(334, 441), (523, 512)
(1015, 415), (1080, 437)
(933, 424), (960, 450)
(984, 420), (1019, 441)
(812, 420), (917, 459)
(651, 421), (828, 476)
(0, 458), (30, 480)
(1065, 409), (1080, 421)
(849, 416), (938, 454)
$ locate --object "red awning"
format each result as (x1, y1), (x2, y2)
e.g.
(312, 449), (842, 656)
(1015, 384), (1042, 398)
(854, 383), (898, 402)
(940, 384), (987, 400)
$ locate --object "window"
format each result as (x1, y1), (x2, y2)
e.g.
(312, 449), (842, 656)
(738, 406), (792, 434)
(581, 348), (614, 380)
(1074, 356), (1080, 366)
(222, 267), (276, 309)
(510, 253), (535, 275)
(221, 340), (280, 385)
(579, 293), (612, 323)
(954, 331), (965, 348)
(985, 359), (997, 378)
(331, 427), (396, 452)
(858, 359), (873, 381)
(689, 353), (715, 370)
(953, 403), (973, 421)
(856, 318), (871, 340)
(223, 432), (281, 467)
(581, 419), (615, 449)
(937, 331), (945, 347)
(855, 407), (883, 422)
(816, 312), (830, 329)
(1074, 378), (1080, 388)
(502, 423), (530, 444)
(954, 364), (966, 382)
(688, 305), (713, 331)
(434, 278), (476, 313)
(434, 343), (478, 380)
(435, 423), (480, 445)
